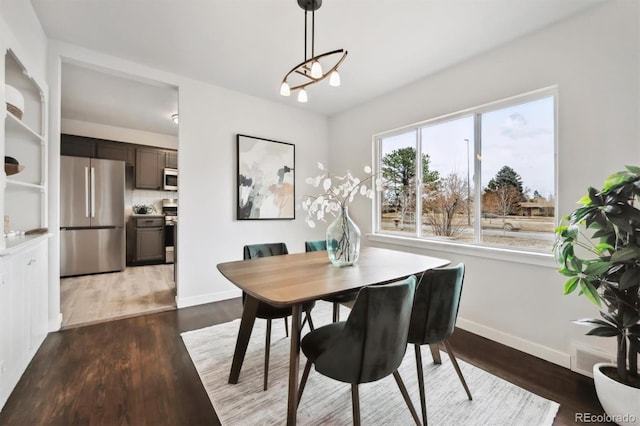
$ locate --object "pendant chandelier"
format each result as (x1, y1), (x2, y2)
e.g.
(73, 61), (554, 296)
(280, 0), (348, 103)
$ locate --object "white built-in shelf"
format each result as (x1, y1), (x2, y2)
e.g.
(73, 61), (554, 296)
(2, 47), (48, 241)
(5, 111), (45, 143)
(5, 179), (44, 190)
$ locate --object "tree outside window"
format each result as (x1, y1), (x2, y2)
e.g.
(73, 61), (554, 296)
(381, 146), (439, 231)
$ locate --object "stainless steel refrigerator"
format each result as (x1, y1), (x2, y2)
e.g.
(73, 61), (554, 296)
(60, 156), (125, 277)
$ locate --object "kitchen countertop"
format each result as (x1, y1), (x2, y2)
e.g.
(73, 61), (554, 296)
(131, 214), (165, 218)
(1, 233), (52, 256)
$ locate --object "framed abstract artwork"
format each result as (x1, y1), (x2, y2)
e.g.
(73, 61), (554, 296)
(236, 134), (295, 220)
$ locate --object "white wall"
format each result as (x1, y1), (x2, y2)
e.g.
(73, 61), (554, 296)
(329, 1), (639, 368)
(46, 41), (329, 317)
(177, 82), (328, 306)
(0, 0), (47, 81)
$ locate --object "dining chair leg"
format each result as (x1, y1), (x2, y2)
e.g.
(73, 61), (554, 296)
(297, 359), (313, 404)
(393, 370), (422, 426)
(264, 319), (272, 391)
(306, 311), (315, 331)
(443, 339), (472, 400)
(414, 345), (428, 425)
(351, 384), (361, 426)
(284, 317), (289, 338)
(332, 303), (340, 322)
(429, 343), (441, 364)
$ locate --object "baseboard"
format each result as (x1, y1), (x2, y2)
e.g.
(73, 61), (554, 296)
(176, 288), (241, 309)
(456, 316), (572, 368)
(48, 313), (63, 332)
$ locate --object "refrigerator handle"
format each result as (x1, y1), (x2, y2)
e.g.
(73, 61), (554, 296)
(91, 167), (96, 218)
(85, 166), (90, 217)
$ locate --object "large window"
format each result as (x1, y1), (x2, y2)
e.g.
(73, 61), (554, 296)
(376, 89), (556, 251)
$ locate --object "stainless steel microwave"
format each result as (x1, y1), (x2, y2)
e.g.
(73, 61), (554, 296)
(163, 168), (178, 191)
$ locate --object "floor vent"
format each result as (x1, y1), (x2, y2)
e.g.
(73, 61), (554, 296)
(572, 346), (614, 377)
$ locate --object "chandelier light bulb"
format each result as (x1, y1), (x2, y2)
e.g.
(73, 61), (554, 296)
(171, 113), (179, 124)
(297, 88), (308, 103)
(310, 60), (323, 78)
(329, 70), (341, 87)
(280, 81), (291, 96)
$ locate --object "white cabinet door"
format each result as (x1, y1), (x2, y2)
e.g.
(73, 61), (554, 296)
(9, 249), (28, 370)
(0, 239), (49, 410)
(0, 256), (13, 408)
(25, 241), (48, 350)
(0, 250), (27, 409)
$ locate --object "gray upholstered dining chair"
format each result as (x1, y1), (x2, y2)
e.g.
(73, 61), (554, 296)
(243, 242), (316, 391)
(297, 275), (421, 425)
(408, 263), (472, 425)
(305, 240), (358, 322)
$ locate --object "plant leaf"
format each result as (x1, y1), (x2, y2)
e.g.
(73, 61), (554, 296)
(607, 214), (634, 233)
(574, 318), (612, 327)
(579, 280), (602, 307)
(611, 247), (640, 262)
(555, 224), (568, 234)
(600, 311), (620, 327)
(584, 261), (611, 276)
(619, 204), (640, 225)
(592, 229), (612, 239)
(620, 267), (640, 290)
(558, 268), (577, 277)
(603, 171), (631, 191)
(586, 326), (620, 337)
(570, 255), (583, 273)
(577, 194), (592, 205)
(564, 276), (579, 294)
(594, 242), (615, 252)
(622, 311), (640, 328)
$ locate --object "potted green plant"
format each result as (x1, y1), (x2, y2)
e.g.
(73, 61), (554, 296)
(554, 166), (640, 423)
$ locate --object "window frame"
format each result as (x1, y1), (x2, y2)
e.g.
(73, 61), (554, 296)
(372, 86), (559, 255)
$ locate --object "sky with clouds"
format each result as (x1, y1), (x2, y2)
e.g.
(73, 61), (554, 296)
(381, 95), (555, 199)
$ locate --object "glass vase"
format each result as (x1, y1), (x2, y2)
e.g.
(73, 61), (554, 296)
(326, 206), (361, 267)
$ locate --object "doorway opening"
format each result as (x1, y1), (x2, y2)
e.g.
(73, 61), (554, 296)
(59, 61), (179, 328)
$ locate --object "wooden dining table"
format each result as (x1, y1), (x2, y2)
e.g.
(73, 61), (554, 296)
(217, 246), (450, 425)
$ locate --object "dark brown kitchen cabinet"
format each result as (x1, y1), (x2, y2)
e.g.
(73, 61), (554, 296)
(97, 141), (135, 165)
(135, 148), (163, 189)
(132, 217), (165, 263)
(165, 150), (178, 169)
(61, 134), (177, 190)
(61, 134), (97, 158)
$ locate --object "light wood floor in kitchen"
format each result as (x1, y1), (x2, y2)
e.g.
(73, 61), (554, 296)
(60, 264), (176, 328)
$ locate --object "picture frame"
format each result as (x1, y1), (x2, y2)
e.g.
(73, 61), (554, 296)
(236, 134), (295, 220)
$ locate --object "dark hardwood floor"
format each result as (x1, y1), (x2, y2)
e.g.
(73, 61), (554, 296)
(0, 298), (611, 425)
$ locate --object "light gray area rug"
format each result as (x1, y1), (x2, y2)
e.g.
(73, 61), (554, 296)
(181, 302), (559, 425)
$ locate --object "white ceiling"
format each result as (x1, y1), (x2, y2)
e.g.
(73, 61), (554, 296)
(31, 0), (603, 135)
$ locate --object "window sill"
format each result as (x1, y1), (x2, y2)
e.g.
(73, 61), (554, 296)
(367, 233), (557, 268)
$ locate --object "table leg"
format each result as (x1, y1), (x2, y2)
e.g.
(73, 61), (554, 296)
(286, 303), (302, 425)
(228, 295), (259, 384)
